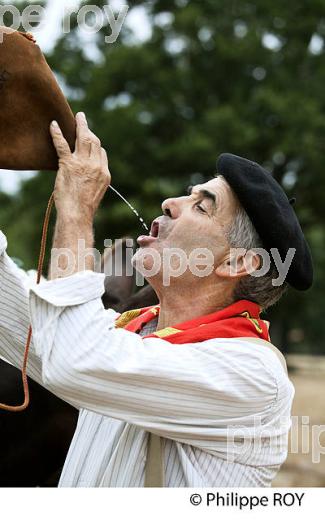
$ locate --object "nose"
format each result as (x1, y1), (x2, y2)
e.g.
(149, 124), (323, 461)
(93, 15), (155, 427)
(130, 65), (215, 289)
(161, 196), (185, 219)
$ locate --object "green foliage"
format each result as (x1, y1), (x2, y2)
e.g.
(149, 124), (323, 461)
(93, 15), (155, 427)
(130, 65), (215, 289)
(1, 0), (325, 351)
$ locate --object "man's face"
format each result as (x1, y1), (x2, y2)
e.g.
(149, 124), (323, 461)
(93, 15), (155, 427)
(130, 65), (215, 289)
(133, 176), (239, 285)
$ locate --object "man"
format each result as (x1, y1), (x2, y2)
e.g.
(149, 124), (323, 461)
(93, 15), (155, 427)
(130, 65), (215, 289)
(0, 112), (313, 487)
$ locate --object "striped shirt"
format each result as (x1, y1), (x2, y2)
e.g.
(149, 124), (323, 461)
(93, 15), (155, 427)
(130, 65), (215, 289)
(0, 230), (295, 487)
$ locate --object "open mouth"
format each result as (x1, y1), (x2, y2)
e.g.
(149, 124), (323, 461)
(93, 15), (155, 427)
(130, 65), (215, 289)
(137, 219), (160, 246)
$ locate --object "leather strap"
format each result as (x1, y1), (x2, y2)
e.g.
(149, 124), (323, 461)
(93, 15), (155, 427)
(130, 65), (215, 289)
(143, 337), (287, 487)
(144, 433), (165, 487)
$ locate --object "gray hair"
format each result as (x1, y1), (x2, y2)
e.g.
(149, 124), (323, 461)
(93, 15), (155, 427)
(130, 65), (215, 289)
(221, 178), (289, 311)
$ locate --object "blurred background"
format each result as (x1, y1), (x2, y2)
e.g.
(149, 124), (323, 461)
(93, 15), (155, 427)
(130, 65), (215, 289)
(0, 0), (324, 485)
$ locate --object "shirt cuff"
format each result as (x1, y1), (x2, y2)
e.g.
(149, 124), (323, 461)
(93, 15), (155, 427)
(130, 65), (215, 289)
(29, 270), (106, 307)
(0, 230), (8, 255)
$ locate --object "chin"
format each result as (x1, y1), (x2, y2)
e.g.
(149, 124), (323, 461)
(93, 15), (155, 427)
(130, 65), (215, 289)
(131, 247), (162, 280)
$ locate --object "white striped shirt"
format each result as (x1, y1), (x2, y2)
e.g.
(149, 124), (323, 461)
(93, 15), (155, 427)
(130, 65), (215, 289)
(0, 230), (295, 487)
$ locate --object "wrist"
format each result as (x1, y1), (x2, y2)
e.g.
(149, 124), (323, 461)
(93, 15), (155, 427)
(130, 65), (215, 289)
(49, 215), (96, 279)
(53, 213), (95, 250)
(56, 208), (94, 227)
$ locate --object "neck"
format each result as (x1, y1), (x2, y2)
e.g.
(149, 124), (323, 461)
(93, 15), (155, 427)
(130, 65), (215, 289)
(155, 280), (234, 330)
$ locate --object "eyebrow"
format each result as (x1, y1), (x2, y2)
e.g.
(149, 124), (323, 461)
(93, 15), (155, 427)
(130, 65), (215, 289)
(186, 185), (217, 207)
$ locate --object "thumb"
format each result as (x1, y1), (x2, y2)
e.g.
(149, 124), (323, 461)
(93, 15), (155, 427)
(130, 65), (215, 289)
(50, 121), (71, 159)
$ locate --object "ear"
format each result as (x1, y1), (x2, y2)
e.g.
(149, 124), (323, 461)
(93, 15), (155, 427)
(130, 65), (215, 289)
(215, 248), (261, 280)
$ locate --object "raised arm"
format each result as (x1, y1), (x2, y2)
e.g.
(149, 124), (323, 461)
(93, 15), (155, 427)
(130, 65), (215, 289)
(48, 112), (110, 280)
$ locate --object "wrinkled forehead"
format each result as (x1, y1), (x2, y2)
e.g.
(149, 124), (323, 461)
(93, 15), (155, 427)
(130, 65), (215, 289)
(193, 175), (239, 213)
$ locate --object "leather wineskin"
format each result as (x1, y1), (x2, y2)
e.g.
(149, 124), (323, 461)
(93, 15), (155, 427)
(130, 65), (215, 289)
(0, 27), (76, 171)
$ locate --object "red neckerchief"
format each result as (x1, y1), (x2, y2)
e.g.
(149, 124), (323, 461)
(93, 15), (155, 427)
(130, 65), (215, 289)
(115, 299), (270, 344)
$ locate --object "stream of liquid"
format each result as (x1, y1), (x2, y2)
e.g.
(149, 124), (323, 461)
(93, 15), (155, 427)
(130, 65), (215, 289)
(109, 185), (149, 232)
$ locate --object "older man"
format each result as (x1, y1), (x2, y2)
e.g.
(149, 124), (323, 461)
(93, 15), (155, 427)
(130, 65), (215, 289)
(0, 112), (312, 487)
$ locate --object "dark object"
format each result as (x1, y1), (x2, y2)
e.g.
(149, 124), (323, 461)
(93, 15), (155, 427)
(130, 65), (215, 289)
(0, 27), (76, 171)
(217, 153), (313, 291)
(0, 358), (78, 487)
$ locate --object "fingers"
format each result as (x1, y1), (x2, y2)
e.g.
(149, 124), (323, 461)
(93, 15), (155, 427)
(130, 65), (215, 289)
(75, 112), (101, 158)
(75, 112), (90, 156)
(50, 121), (71, 159)
(90, 136), (102, 160)
(101, 147), (110, 173)
(101, 147), (108, 164)
(101, 147), (111, 186)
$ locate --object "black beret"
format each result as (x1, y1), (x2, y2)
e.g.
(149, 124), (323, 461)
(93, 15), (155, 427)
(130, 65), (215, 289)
(216, 153), (313, 291)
